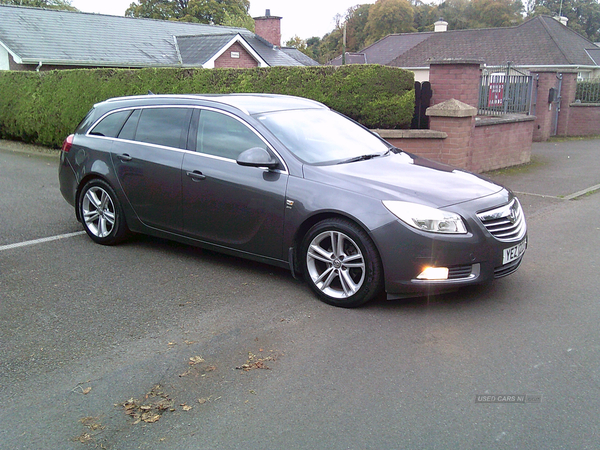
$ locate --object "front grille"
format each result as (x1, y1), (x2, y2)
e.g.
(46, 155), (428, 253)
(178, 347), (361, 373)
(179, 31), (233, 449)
(448, 265), (473, 279)
(477, 198), (526, 242)
(494, 256), (523, 278)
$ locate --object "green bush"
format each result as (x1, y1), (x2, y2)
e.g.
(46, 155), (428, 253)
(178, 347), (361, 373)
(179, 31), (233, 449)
(576, 78), (600, 103)
(0, 65), (414, 148)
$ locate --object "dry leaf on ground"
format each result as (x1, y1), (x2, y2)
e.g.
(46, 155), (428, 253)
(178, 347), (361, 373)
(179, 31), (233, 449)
(189, 356), (205, 365)
(119, 385), (174, 424)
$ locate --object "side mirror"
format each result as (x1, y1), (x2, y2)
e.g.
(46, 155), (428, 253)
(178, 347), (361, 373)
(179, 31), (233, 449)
(237, 147), (280, 170)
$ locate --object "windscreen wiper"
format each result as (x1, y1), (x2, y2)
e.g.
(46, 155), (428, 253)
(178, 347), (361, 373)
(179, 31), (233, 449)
(337, 151), (388, 165)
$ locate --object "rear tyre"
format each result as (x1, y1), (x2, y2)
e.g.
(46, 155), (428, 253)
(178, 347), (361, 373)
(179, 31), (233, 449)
(301, 218), (383, 308)
(79, 179), (128, 245)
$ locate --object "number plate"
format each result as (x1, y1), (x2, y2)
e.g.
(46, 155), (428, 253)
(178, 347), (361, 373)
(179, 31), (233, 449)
(503, 239), (527, 265)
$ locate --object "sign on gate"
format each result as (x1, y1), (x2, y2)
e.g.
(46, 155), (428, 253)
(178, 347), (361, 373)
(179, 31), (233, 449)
(488, 74), (504, 107)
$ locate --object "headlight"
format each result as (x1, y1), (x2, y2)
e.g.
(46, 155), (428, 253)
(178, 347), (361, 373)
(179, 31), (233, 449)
(383, 201), (467, 234)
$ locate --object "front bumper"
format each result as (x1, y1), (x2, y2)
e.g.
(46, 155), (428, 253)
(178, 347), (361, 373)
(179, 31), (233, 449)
(372, 204), (527, 297)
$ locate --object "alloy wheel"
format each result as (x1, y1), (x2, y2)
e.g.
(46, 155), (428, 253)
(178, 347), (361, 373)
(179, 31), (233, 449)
(82, 186), (116, 238)
(306, 230), (366, 299)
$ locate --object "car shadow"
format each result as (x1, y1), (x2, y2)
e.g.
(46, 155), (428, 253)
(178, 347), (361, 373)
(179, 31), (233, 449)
(118, 234), (524, 312)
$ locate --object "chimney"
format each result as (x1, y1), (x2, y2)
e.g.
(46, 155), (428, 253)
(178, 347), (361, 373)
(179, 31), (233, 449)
(553, 15), (568, 26)
(254, 9), (282, 47)
(434, 18), (448, 32)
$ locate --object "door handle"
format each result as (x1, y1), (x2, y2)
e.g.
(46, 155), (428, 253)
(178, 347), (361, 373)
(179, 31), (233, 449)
(118, 153), (132, 162)
(186, 170), (206, 181)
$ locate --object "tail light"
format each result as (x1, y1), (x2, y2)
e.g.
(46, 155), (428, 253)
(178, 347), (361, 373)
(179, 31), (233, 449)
(62, 134), (74, 153)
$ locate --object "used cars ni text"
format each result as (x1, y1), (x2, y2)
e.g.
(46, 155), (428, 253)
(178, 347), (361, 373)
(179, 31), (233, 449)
(59, 94), (527, 307)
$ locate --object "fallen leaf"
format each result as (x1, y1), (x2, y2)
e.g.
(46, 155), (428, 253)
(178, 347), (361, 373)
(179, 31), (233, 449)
(141, 412), (161, 423)
(189, 356), (205, 365)
(82, 387), (92, 395)
(182, 404), (192, 411)
(79, 417), (105, 431)
(75, 432), (92, 443)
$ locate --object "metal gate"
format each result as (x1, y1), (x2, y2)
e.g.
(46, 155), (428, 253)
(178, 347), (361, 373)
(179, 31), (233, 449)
(478, 63), (534, 116)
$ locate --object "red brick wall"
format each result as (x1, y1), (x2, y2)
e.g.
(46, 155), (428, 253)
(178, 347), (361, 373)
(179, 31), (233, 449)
(532, 70), (600, 138)
(379, 61), (534, 172)
(382, 115), (533, 173)
(214, 42), (259, 69)
(429, 61), (482, 108)
(565, 104), (600, 136)
(386, 138), (445, 161)
(254, 16), (281, 47)
(471, 119), (534, 172)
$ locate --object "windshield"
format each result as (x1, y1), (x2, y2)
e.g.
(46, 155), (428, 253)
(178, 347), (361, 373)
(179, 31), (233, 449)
(256, 109), (390, 164)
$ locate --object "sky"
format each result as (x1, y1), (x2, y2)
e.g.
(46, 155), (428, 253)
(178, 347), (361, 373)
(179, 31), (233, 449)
(69, 0), (372, 42)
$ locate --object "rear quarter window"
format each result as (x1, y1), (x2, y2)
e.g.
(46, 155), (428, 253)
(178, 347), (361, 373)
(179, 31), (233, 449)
(89, 110), (133, 138)
(74, 108), (98, 134)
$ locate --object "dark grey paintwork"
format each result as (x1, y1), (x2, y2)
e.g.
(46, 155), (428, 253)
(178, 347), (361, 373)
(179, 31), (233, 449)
(59, 94), (526, 302)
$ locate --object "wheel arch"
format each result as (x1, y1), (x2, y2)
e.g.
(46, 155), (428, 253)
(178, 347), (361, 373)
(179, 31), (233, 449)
(291, 211), (384, 278)
(75, 173), (116, 222)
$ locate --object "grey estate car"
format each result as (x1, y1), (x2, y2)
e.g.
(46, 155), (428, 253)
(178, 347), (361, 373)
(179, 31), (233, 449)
(59, 94), (527, 307)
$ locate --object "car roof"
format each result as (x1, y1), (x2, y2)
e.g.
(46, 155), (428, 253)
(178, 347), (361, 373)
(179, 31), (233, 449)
(100, 93), (328, 116)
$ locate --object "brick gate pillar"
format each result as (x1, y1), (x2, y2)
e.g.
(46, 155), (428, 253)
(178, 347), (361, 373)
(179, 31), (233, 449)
(426, 99), (477, 170)
(556, 71), (578, 136)
(530, 70), (560, 141)
(429, 59), (484, 108)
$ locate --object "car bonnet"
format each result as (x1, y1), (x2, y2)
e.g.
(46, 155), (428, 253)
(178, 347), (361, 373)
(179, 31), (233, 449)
(301, 152), (505, 209)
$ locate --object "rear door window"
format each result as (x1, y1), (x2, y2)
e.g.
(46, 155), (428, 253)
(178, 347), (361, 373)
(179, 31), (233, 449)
(118, 107), (192, 149)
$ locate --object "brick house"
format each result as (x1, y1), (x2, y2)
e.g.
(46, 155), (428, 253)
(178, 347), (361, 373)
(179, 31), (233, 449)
(0, 5), (318, 71)
(330, 15), (600, 82)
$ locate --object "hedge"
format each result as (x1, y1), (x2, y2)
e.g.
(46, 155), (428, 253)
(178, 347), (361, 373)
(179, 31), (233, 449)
(0, 65), (414, 148)
(576, 78), (600, 103)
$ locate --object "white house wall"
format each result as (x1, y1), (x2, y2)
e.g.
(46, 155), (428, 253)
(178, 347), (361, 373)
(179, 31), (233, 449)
(411, 69), (429, 83)
(0, 45), (9, 70)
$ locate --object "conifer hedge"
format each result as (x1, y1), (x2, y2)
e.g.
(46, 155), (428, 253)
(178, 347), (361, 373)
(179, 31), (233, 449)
(0, 65), (414, 148)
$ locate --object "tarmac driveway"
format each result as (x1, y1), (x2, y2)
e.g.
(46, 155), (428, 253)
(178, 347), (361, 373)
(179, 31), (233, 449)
(1, 138), (599, 450)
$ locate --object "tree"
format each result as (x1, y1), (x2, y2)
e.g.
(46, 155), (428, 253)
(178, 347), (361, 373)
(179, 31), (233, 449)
(363, 0), (416, 45)
(305, 37), (323, 61)
(0, 0), (76, 9)
(125, 0), (253, 29)
(469, 0), (524, 28)
(432, 0), (523, 30)
(345, 4), (372, 51)
(413, 0), (437, 32)
(285, 35), (308, 52)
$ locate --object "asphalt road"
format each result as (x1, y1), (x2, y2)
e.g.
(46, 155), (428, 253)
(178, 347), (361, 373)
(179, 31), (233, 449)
(1, 143), (599, 449)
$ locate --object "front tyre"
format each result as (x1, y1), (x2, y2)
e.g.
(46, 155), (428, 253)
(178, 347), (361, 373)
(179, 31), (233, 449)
(301, 218), (383, 307)
(79, 179), (128, 245)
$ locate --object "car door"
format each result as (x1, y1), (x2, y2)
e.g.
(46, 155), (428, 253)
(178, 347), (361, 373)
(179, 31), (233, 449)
(111, 107), (192, 232)
(181, 108), (288, 260)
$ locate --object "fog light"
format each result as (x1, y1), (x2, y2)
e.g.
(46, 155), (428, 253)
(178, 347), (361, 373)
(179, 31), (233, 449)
(417, 267), (449, 280)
